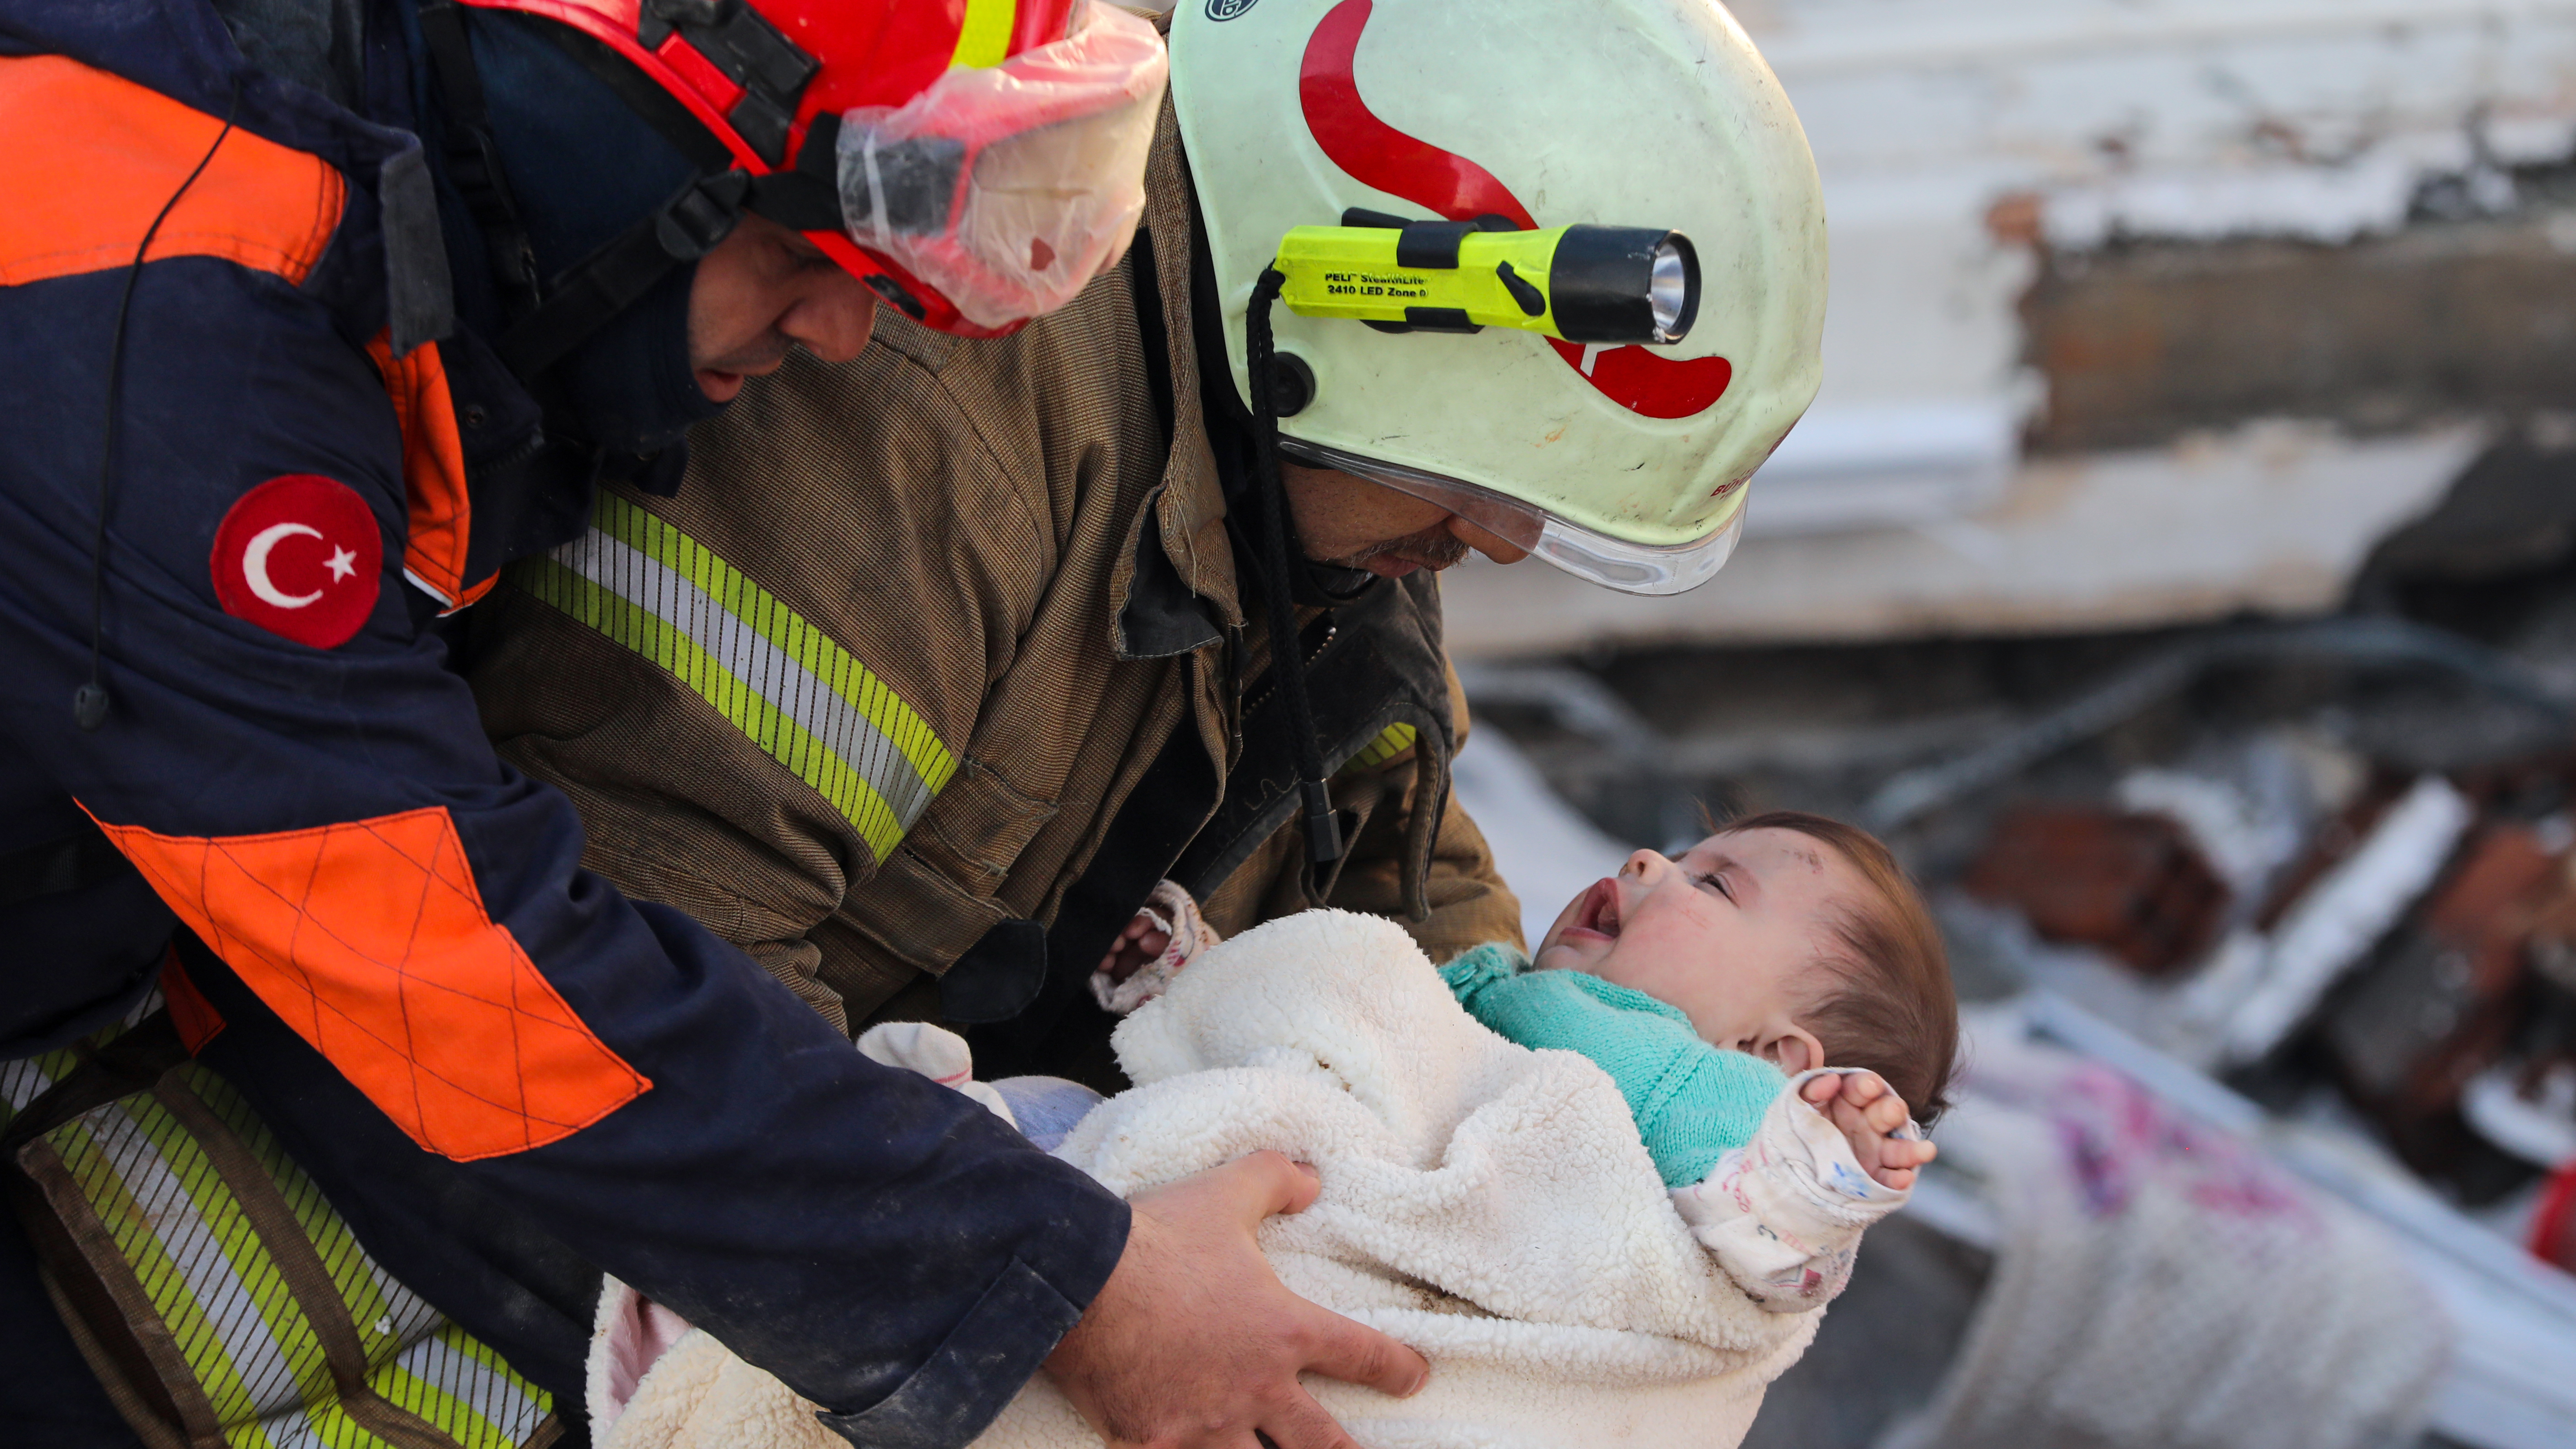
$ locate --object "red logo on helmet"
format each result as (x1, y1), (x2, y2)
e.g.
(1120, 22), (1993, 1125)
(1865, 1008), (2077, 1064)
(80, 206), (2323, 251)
(210, 475), (383, 649)
(1298, 0), (1733, 420)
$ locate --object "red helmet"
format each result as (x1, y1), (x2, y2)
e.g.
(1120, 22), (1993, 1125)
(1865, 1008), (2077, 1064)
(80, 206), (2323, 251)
(445, 0), (1166, 350)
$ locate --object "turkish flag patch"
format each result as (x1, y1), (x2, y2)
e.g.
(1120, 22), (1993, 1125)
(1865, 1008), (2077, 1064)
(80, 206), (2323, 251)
(210, 474), (384, 649)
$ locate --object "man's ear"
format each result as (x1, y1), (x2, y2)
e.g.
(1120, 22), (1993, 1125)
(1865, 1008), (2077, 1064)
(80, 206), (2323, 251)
(1757, 1023), (1826, 1077)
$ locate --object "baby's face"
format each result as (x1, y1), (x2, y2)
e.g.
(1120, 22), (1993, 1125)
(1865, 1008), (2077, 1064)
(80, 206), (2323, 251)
(1533, 828), (1861, 1070)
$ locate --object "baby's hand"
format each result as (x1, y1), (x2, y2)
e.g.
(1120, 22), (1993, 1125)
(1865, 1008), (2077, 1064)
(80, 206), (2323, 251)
(1097, 910), (1173, 984)
(1800, 1071), (1936, 1191)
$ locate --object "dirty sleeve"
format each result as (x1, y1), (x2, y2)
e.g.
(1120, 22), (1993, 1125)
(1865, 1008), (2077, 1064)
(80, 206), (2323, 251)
(0, 259), (1126, 1438)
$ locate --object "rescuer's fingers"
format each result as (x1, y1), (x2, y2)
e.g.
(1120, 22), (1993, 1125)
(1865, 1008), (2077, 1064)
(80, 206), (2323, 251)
(1046, 1152), (1389, 1449)
(1256, 1388), (1379, 1449)
(1198, 1148), (1323, 1222)
(1289, 1297), (1430, 1399)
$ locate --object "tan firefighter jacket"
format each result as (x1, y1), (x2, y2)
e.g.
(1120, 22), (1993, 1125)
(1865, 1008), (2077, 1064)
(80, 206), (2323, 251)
(467, 104), (1521, 1075)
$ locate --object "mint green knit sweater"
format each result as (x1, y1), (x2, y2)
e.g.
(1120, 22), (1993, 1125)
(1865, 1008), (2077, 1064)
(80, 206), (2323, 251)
(1439, 942), (1785, 1186)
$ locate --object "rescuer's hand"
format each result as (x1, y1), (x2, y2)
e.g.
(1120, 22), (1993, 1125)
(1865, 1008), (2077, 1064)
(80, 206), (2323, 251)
(1042, 1150), (1430, 1449)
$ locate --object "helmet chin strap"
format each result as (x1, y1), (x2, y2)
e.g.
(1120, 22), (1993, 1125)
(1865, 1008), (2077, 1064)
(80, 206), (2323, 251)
(419, 0), (750, 389)
(1245, 266), (1347, 883)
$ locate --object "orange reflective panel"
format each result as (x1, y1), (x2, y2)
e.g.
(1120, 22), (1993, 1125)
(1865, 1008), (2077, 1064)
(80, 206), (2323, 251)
(0, 55), (344, 289)
(365, 333), (494, 613)
(86, 805), (650, 1161)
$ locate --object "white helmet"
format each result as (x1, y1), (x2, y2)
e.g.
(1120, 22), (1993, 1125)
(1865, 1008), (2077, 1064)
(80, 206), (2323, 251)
(1171, 0), (1826, 594)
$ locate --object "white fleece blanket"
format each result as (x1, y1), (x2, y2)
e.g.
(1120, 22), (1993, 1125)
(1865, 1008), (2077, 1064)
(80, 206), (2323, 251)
(595, 910), (1819, 1449)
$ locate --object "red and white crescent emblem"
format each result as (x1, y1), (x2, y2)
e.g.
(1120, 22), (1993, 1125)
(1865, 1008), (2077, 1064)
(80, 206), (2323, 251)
(210, 474), (383, 649)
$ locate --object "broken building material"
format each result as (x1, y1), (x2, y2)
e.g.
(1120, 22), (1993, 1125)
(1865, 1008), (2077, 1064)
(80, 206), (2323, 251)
(2224, 776), (2476, 1065)
(1964, 807), (2228, 975)
(2327, 824), (2567, 1175)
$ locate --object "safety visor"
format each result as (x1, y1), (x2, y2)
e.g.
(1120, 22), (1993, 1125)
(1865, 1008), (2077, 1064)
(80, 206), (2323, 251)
(1277, 437), (1748, 596)
(831, 1), (1167, 333)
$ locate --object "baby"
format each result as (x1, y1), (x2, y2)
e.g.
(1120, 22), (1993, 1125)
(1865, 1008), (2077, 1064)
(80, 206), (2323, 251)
(587, 812), (1959, 1445)
(1079, 807), (1958, 1304)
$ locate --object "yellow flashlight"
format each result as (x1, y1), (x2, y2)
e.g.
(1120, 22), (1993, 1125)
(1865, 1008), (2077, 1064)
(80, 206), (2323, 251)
(1272, 209), (1699, 345)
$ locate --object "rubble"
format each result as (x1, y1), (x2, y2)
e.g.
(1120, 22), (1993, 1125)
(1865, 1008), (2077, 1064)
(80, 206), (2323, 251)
(1453, 563), (2576, 1449)
(1962, 807), (2227, 974)
(2217, 775), (2475, 1067)
(2327, 822), (2571, 1176)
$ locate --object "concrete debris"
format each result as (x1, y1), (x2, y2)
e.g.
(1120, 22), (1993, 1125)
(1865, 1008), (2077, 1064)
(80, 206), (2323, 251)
(2221, 776), (2477, 1066)
(2326, 822), (2573, 1172)
(1859, 616), (2564, 832)
(2464, 1065), (2576, 1170)
(1963, 807), (2228, 975)
(2114, 765), (2308, 903)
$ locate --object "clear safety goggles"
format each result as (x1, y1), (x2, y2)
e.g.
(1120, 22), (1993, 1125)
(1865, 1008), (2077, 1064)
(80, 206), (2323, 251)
(1277, 437), (1747, 596)
(835, 1), (1166, 333)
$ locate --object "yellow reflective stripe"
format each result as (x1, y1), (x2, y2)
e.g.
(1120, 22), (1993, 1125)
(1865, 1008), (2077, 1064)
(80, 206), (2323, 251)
(0, 1046), (80, 1122)
(518, 555), (914, 860)
(255, 1401), (402, 1449)
(520, 493), (959, 861)
(951, 0), (1017, 68)
(1345, 722), (1419, 772)
(590, 493), (955, 795)
(179, 1064), (443, 1361)
(113, 1093), (346, 1424)
(48, 1113), (282, 1445)
(376, 1324), (551, 1449)
(17, 1025), (551, 1447)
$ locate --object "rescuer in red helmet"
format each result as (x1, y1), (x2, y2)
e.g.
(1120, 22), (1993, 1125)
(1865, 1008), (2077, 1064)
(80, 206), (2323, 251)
(0, 1), (1422, 1446)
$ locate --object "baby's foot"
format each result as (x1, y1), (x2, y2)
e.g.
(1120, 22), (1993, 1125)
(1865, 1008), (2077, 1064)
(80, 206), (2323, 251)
(1799, 1070), (1936, 1191)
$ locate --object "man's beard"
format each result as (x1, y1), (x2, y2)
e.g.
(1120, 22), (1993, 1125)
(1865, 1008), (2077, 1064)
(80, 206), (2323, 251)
(1322, 526), (1470, 574)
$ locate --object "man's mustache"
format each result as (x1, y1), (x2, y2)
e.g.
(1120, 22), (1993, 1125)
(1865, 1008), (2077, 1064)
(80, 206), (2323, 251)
(700, 329), (794, 376)
(1326, 526), (1469, 572)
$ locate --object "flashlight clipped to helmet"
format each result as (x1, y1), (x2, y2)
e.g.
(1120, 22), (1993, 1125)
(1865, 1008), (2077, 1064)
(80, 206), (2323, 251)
(1273, 209), (1699, 344)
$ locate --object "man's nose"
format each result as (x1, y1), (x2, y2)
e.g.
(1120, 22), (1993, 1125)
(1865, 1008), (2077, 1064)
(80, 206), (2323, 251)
(781, 274), (880, 365)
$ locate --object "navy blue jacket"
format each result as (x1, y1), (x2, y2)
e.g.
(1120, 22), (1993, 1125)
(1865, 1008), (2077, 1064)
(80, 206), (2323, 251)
(0, 0), (1126, 1438)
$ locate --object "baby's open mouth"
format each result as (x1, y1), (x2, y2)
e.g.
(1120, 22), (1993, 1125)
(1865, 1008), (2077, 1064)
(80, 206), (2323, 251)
(1568, 877), (1624, 942)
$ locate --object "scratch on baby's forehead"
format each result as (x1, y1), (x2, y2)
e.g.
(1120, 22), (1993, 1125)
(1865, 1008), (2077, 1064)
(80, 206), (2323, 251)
(1717, 830), (1825, 872)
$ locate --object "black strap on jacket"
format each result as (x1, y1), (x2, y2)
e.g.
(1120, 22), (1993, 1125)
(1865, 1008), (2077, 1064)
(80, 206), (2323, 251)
(1241, 267), (1345, 882)
(417, 0), (543, 322)
(417, 0), (858, 385)
(0, 1014), (186, 1160)
(416, 0), (752, 384)
(493, 169), (748, 380)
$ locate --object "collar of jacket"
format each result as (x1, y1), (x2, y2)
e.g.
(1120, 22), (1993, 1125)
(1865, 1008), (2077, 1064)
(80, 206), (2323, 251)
(6, 0), (456, 358)
(11, 0), (599, 592)
(1109, 95), (1241, 663)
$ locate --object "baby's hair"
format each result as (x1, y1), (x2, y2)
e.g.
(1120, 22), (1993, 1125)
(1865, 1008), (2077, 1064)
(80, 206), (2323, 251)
(1716, 810), (1959, 1126)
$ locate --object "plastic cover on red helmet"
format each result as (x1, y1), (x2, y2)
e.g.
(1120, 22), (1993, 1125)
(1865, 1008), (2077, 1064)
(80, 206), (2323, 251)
(836, 1), (1167, 331)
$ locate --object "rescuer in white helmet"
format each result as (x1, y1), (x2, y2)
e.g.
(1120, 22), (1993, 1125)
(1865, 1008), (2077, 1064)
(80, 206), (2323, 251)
(470, 4), (1824, 1442)
(1187, 0), (1825, 599)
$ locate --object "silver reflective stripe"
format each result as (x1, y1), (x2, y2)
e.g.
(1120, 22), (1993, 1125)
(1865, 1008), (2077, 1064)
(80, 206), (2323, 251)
(525, 492), (959, 862)
(6, 1001), (555, 1448)
(552, 526), (939, 829)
